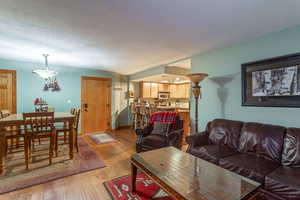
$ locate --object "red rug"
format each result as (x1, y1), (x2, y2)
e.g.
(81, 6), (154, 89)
(104, 172), (173, 200)
(0, 137), (105, 194)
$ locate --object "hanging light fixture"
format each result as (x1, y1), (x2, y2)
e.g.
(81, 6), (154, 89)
(33, 54), (60, 92)
(33, 54), (57, 79)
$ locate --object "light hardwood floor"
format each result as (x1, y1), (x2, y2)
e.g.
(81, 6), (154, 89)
(0, 128), (138, 200)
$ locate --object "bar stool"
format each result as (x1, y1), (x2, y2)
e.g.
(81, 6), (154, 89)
(130, 102), (137, 129)
(149, 104), (158, 115)
(139, 104), (149, 128)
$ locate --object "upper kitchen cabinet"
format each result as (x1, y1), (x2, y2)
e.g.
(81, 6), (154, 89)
(140, 82), (158, 98)
(150, 83), (159, 98)
(140, 82), (151, 98)
(168, 83), (190, 99)
(169, 84), (178, 98)
(140, 82), (190, 99)
(158, 83), (169, 92)
(184, 83), (190, 99)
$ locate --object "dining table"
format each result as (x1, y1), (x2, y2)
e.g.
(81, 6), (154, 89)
(0, 112), (75, 174)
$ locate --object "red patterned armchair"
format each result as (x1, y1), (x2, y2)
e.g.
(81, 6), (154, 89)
(135, 112), (184, 153)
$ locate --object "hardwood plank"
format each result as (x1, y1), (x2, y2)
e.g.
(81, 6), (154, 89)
(0, 128), (137, 200)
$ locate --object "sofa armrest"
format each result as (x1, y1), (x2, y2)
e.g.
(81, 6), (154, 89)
(186, 131), (209, 147)
(135, 125), (153, 137)
(167, 128), (183, 138)
(167, 129), (184, 148)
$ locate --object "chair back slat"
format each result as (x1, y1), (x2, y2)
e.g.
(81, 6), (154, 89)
(70, 108), (76, 115)
(23, 112), (55, 135)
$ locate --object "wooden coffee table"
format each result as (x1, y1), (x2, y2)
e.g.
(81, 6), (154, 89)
(131, 147), (261, 200)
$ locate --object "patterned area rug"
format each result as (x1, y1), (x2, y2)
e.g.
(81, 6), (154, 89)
(87, 132), (118, 144)
(0, 137), (105, 194)
(104, 172), (173, 200)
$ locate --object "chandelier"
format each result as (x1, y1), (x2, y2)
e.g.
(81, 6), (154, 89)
(33, 54), (57, 79)
(33, 54), (60, 91)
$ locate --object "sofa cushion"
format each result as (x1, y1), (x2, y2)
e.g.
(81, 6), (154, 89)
(208, 119), (244, 149)
(265, 166), (300, 200)
(188, 144), (238, 164)
(219, 153), (280, 183)
(238, 122), (285, 163)
(282, 128), (300, 167)
(141, 135), (166, 148)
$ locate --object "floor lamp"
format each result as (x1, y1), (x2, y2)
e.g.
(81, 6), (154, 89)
(187, 73), (208, 133)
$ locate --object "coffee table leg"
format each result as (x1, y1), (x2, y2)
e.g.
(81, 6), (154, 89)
(131, 163), (137, 192)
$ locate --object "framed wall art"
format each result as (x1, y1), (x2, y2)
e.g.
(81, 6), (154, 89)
(242, 53), (300, 107)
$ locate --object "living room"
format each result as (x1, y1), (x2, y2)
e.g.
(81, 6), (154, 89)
(1, 1), (300, 200)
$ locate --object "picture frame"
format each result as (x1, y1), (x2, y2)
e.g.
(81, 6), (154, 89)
(241, 53), (300, 107)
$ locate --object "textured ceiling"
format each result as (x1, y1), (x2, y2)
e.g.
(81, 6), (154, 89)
(1, 0), (300, 74)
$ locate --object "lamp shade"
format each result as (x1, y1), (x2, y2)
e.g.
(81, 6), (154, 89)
(187, 73), (208, 83)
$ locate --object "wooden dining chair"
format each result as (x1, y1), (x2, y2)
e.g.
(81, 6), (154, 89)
(59, 108), (76, 143)
(0, 110), (23, 155)
(23, 112), (56, 169)
(70, 108), (76, 115)
(74, 109), (81, 152)
(4, 124), (23, 156)
(55, 109), (81, 152)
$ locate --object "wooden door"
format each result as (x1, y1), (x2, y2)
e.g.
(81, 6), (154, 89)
(0, 70), (16, 113)
(81, 77), (112, 133)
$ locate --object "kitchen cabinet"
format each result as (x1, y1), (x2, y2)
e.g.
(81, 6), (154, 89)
(140, 82), (151, 98)
(169, 84), (177, 98)
(150, 83), (158, 98)
(178, 84), (186, 98)
(170, 83), (190, 99)
(184, 83), (190, 99)
(158, 83), (169, 92)
(140, 82), (190, 99)
(140, 82), (158, 98)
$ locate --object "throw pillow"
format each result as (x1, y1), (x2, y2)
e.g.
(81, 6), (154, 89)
(151, 122), (171, 136)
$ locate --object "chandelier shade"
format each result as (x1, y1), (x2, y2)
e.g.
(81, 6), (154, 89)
(32, 68), (57, 79)
(32, 54), (58, 79)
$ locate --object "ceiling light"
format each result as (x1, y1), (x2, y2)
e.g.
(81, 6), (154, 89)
(33, 54), (58, 79)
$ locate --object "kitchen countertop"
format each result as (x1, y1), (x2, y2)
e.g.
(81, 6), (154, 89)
(156, 106), (189, 112)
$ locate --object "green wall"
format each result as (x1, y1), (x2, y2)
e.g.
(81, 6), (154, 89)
(0, 59), (129, 130)
(191, 25), (300, 131)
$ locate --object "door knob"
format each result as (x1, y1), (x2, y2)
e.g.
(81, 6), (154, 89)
(83, 103), (88, 111)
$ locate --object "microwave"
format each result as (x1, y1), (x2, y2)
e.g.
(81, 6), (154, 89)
(158, 92), (170, 100)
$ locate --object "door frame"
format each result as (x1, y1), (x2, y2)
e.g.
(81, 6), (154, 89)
(80, 76), (112, 133)
(0, 69), (17, 114)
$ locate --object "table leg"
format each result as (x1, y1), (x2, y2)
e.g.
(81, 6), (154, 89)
(69, 120), (74, 159)
(131, 162), (137, 192)
(0, 131), (5, 175)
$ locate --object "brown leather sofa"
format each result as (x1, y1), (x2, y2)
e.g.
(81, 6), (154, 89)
(136, 116), (183, 153)
(186, 119), (300, 200)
